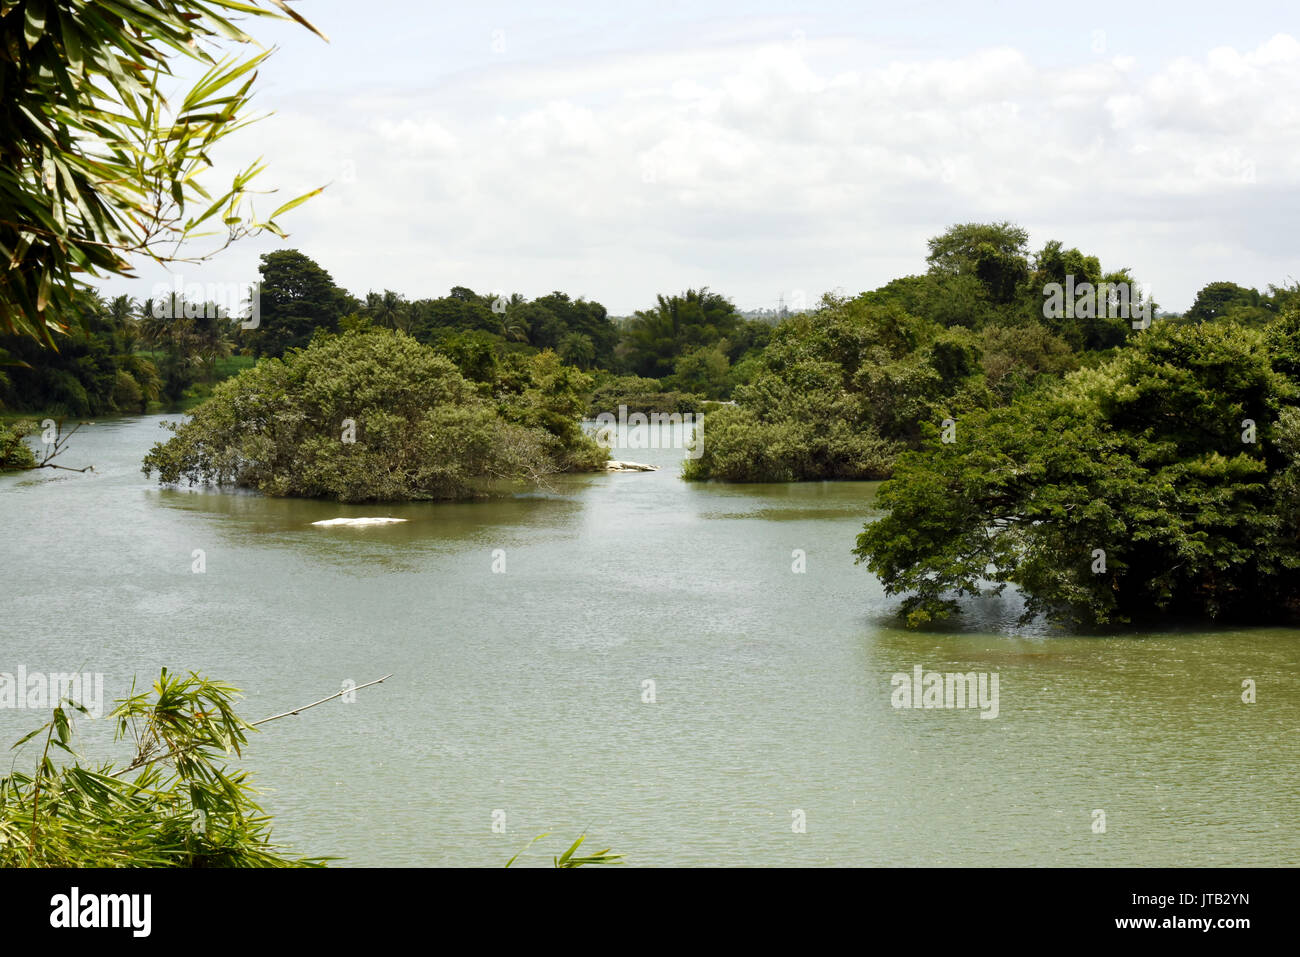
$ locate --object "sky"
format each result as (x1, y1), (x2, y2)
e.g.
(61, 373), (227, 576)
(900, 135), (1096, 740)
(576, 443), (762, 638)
(104, 0), (1300, 315)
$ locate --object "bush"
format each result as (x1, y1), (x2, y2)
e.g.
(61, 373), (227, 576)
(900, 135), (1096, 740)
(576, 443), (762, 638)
(142, 329), (605, 502)
(586, 374), (705, 417)
(0, 420), (36, 470)
(0, 670), (320, 867)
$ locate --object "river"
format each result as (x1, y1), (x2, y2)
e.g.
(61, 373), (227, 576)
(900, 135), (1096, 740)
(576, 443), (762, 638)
(1, 415), (1296, 865)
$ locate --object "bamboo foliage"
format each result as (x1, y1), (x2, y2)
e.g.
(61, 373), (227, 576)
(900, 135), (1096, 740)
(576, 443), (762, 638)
(0, 668), (385, 867)
(0, 0), (325, 345)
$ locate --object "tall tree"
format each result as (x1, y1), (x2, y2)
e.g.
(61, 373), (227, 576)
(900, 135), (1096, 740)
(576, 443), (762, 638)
(247, 250), (352, 357)
(622, 288), (742, 378)
(926, 222), (1030, 304)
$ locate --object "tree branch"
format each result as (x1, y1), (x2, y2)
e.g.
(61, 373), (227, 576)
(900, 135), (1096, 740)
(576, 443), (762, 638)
(110, 674), (394, 778)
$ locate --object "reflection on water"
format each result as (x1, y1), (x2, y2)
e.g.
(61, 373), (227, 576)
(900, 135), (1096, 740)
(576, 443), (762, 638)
(1, 415), (1297, 866)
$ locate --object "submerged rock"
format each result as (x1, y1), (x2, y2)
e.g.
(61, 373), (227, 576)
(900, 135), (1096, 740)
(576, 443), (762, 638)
(311, 517), (409, 527)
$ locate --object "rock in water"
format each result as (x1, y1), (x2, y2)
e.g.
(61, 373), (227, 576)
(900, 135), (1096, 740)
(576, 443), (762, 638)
(311, 517), (409, 527)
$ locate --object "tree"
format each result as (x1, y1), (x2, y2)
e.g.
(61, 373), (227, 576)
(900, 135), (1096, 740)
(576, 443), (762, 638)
(0, 0), (324, 344)
(365, 289), (410, 332)
(409, 288), (498, 340)
(854, 319), (1299, 627)
(527, 292), (617, 366)
(926, 222), (1030, 304)
(979, 321), (1076, 399)
(683, 297), (967, 482)
(558, 331), (597, 369)
(669, 344), (731, 398)
(491, 350), (609, 472)
(246, 250), (352, 357)
(1186, 281), (1267, 325)
(622, 288), (743, 378)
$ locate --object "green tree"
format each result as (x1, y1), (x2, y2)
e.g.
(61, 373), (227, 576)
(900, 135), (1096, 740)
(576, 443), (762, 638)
(979, 321), (1077, 399)
(525, 292), (617, 366)
(1186, 280), (1268, 325)
(622, 288), (743, 378)
(558, 331), (597, 369)
(365, 289), (411, 333)
(668, 344), (731, 398)
(247, 250), (353, 357)
(926, 222), (1030, 304)
(855, 319), (1298, 627)
(684, 297), (969, 482)
(409, 287), (499, 340)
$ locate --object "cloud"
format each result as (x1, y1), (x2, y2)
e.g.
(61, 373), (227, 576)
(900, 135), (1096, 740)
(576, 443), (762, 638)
(116, 31), (1300, 313)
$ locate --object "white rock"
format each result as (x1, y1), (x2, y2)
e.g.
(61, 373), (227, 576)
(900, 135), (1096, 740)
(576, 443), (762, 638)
(311, 517), (409, 527)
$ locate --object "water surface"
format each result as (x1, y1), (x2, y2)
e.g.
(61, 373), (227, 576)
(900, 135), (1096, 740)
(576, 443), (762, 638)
(1, 416), (1296, 865)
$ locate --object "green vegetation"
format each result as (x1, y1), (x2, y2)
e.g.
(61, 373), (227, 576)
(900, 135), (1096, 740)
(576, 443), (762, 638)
(586, 374), (706, 418)
(244, 250), (355, 358)
(2, 293), (159, 416)
(1177, 279), (1297, 327)
(685, 296), (953, 482)
(0, 290), (255, 418)
(0, 420), (36, 470)
(1, 249), (774, 432)
(685, 224), (1149, 482)
(506, 833), (625, 868)
(618, 287), (771, 396)
(0, 0), (322, 344)
(855, 314), (1300, 628)
(142, 328), (606, 501)
(242, 260), (769, 402)
(1, 669), (322, 867)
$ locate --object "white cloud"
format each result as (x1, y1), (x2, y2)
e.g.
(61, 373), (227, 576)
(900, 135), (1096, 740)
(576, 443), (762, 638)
(113, 31), (1300, 313)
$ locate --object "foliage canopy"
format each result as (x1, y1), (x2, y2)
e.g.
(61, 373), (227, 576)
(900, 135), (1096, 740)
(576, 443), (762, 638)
(142, 328), (607, 501)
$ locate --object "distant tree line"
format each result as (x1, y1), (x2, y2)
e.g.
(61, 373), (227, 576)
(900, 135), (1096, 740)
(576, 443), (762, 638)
(238, 250), (773, 403)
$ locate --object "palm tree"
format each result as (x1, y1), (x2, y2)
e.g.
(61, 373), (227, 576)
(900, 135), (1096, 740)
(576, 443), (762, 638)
(106, 294), (140, 352)
(498, 294), (531, 343)
(192, 310), (234, 383)
(366, 289), (409, 332)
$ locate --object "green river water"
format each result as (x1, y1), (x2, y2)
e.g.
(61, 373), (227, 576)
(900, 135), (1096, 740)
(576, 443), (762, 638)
(1, 415), (1296, 865)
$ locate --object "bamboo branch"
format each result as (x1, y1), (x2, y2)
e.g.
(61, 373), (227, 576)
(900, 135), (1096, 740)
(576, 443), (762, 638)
(250, 674), (393, 727)
(109, 675), (394, 778)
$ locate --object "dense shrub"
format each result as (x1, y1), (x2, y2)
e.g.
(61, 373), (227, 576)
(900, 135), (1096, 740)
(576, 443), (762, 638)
(142, 329), (606, 502)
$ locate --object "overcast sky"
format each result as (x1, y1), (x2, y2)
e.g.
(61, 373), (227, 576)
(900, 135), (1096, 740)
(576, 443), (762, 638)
(105, 0), (1300, 314)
